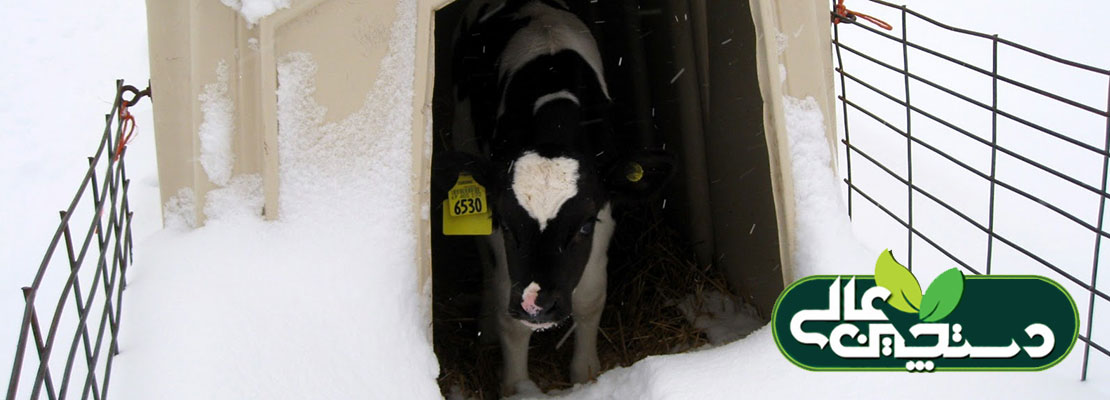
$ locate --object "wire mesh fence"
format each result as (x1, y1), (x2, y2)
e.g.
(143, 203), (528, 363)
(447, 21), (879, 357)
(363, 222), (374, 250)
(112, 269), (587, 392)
(6, 81), (145, 400)
(833, 0), (1109, 380)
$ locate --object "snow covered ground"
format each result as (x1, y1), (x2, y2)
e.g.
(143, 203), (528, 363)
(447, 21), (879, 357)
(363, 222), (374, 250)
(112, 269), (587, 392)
(0, 0), (160, 393)
(1, 0), (1108, 399)
(111, 2), (441, 398)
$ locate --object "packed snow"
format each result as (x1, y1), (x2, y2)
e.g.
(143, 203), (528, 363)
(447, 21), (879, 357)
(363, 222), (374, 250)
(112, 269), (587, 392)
(672, 290), (762, 346)
(203, 174), (263, 221)
(784, 96), (875, 279)
(163, 187), (198, 230)
(198, 60), (235, 187)
(2, 0), (1109, 399)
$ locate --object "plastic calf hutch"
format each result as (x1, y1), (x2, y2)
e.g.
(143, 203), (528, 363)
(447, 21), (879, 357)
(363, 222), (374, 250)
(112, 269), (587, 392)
(144, 0), (837, 338)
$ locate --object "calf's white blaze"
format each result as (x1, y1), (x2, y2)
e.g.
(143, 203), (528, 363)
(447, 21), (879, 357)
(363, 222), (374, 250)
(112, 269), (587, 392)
(511, 152), (579, 231)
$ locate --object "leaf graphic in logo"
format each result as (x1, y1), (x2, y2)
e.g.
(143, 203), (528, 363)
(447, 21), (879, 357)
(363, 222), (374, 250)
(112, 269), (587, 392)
(918, 267), (965, 322)
(874, 250), (922, 314)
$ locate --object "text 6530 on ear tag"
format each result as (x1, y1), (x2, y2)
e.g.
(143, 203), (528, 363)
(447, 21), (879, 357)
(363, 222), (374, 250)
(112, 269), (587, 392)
(443, 173), (492, 236)
(447, 173), (489, 217)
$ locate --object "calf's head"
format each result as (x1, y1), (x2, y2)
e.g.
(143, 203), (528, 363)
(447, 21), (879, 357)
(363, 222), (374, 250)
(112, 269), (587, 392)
(437, 148), (674, 330)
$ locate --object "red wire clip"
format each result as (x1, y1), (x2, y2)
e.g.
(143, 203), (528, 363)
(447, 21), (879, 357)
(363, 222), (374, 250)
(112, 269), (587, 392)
(834, 0), (893, 31)
(114, 99), (136, 161)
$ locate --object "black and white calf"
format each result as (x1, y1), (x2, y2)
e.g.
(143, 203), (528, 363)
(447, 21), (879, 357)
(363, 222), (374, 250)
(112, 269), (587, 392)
(440, 0), (672, 394)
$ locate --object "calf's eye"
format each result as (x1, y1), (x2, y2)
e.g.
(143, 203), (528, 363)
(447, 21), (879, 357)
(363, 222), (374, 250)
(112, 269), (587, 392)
(578, 221), (595, 236)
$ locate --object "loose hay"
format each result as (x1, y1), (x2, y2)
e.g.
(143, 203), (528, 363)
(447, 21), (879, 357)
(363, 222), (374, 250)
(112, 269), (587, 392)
(433, 205), (760, 399)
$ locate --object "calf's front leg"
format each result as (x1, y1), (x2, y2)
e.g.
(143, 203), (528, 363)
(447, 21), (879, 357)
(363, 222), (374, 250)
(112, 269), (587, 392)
(498, 310), (534, 395)
(570, 282), (604, 383)
(488, 230), (535, 395)
(570, 204), (614, 383)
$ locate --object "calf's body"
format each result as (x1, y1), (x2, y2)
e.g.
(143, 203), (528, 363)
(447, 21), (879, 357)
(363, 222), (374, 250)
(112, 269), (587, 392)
(445, 0), (672, 394)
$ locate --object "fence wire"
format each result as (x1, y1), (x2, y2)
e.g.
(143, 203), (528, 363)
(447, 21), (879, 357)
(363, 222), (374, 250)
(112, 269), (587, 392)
(833, 0), (1109, 380)
(6, 81), (142, 400)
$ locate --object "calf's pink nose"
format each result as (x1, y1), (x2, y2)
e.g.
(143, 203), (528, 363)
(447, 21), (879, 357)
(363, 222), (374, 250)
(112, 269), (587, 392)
(521, 282), (543, 317)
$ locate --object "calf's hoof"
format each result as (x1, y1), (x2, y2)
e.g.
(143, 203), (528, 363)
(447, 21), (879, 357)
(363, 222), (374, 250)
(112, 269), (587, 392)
(502, 379), (541, 397)
(570, 353), (600, 384)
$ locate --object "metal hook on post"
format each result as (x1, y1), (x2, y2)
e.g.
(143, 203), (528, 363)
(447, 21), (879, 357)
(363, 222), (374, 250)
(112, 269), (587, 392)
(114, 81), (151, 161)
(119, 82), (152, 107)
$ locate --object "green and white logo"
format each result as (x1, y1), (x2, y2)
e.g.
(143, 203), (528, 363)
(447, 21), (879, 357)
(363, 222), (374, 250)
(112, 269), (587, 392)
(772, 250), (1078, 372)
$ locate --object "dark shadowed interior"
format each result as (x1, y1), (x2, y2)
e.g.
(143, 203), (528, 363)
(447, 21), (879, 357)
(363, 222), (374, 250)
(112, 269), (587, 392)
(429, 0), (781, 397)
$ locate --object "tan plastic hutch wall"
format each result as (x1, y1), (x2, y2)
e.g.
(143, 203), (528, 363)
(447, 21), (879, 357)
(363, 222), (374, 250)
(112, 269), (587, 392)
(144, 0), (838, 299)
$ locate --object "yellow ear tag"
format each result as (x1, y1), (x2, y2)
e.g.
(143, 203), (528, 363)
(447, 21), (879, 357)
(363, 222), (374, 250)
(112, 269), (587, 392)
(626, 162), (644, 182)
(443, 173), (492, 235)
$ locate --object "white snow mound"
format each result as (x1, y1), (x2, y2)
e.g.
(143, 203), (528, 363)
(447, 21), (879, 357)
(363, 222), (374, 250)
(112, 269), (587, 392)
(220, 0), (291, 25)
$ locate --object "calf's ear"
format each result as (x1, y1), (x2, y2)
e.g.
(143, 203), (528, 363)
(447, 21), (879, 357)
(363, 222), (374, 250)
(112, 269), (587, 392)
(432, 151), (493, 194)
(603, 150), (676, 201)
